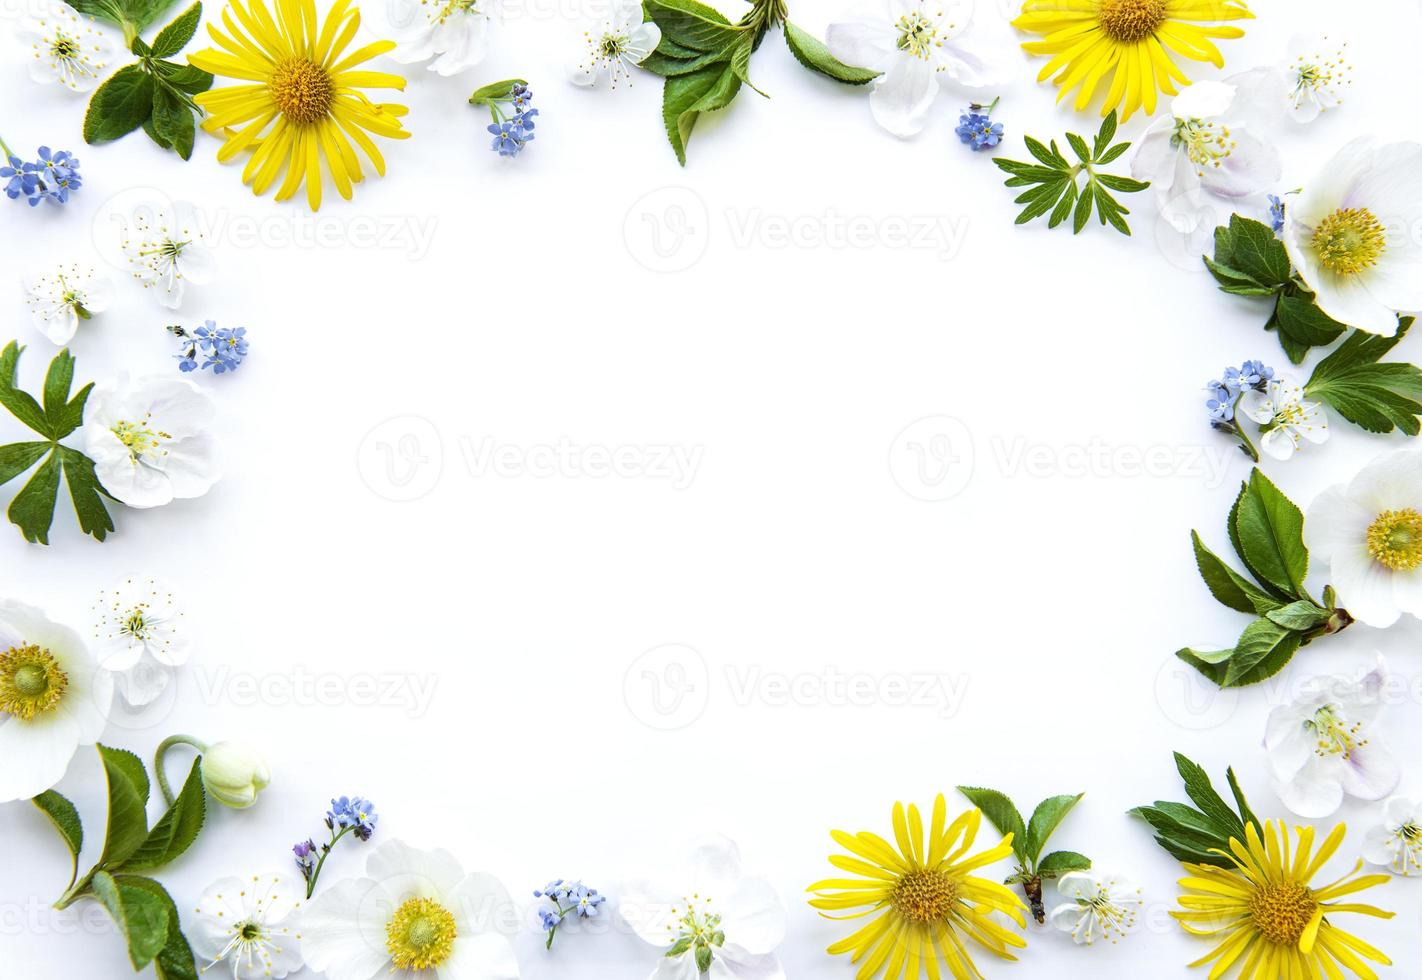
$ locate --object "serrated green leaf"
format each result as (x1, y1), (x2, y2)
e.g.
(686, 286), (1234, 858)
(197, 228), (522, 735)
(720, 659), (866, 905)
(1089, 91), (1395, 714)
(957, 787), (1027, 864)
(98, 745), (151, 870)
(1222, 617), (1302, 686)
(0, 341), (52, 438)
(117, 877), (200, 980)
(150, 1), (201, 58)
(661, 57), (742, 165)
(1072, 182), (1094, 235)
(1226, 769), (1263, 838)
(9, 450), (61, 545)
(1092, 110), (1118, 157)
(60, 447), (115, 542)
(1025, 794), (1083, 861)
(118, 760), (205, 873)
(1173, 752), (1246, 839)
(1234, 469), (1309, 599)
(1037, 850), (1091, 878)
(1065, 131), (1091, 164)
(1306, 322), (1422, 435)
(91, 871), (171, 970)
(1192, 530), (1281, 616)
(150, 85), (196, 160)
(41, 349), (75, 423)
(1275, 292), (1348, 357)
(645, 0), (743, 51)
(1265, 600), (1332, 631)
(1226, 214), (1291, 287)
(783, 21), (878, 84)
(32, 791), (84, 889)
(85, 65), (155, 145)
(1094, 173), (1150, 194)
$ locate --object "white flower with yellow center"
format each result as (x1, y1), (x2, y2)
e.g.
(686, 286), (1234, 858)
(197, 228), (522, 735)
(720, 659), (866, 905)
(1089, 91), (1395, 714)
(1283, 137), (1422, 335)
(117, 201), (216, 310)
(570, 0), (662, 89)
(300, 839), (519, 980)
(1239, 379), (1329, 461)
(827, 0), (1008, 138)
(1131, 79), (1281, 234)
(23, 262), (115, 345)
(621, 835), (785, 980)
(191, 873), (305, 980)
(1363, 798), (1422, 877)
(18, 0), (115, 93)
(1264, 657), (1399, 818)
(1283, 33), (1352, 122)
(91, 576), (190, 708)
(82, 375), (220, 510)
(1305, 448), (1422, 628)
(374, 0), (498, 76)
(1048, 871), (1142, 946)
(0, 600), (112, 803)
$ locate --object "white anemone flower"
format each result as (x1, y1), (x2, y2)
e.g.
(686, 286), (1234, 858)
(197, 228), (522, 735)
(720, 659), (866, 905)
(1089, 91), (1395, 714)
(621, 835), (786, 980)
(375, 0), (497, 76)
(82, 375), (220, 510)
(1305, 449), (1422, 628)
(1239, 379), (1329, 461)
(119, 201), (216, 310)
(0, 600), (112, 803)
(1048, 871), (1142, 946)
(1264, 657), (1399, 818)
(570, 0), (662, 89)
(1282, 137), (1422, 335)
(1131, 80), (1282, 234)
(300, 839), (519, 980)
(23, 262), (115, 345)
(91, 576), (191, 708)
(18, 0), (115, 93)
(1362, 797), (1422, 877)
(827, 0), (1007, 138)
(191, 873), (305, 979)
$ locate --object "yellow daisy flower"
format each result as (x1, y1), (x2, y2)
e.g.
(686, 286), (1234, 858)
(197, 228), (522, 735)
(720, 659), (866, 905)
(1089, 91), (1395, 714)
(1013, 0), (1254, 121)
(808, 796), (1027, 980)
(189, 0), (410, 211)
(1173, 820), (1394, 979)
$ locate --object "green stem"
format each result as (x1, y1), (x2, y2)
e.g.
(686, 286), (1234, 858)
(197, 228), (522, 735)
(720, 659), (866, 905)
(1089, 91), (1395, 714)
(1231, 393), (1261, 463)
(0, 135), (15, 160)
(306, 825), (354, 899)
(154, 734), (208, 806)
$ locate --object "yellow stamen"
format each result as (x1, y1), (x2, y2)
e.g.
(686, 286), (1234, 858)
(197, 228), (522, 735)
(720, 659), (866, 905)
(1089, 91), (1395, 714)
(1249, 882), (1318, 946)
(385, 897), (457, 971)
(891, 869), (959, 923)
(1312, 206), (1387, 276)
(0, 644), (69, 721)
(1367, 508), (1422, 571)
(1097, 0), (1167, 43)
(269, 58), (335, 127)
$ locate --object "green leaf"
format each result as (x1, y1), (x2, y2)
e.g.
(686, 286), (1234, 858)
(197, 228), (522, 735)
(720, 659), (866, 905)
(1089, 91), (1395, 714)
(150, 85), (196, 160)
(54, 380), (93, 441)
(60, 447), (116, 542)
(150, 1), (201, 58)
(98, 745), (151, 870)
(1037, 850), (1091, 878)
(9, 450), (61, 545)
(118, 877), (200, 980)
(1131, 755), (1259, 868)
(41, 349), (75, 423)
(1093, 173), (1150, 194)
(155, 61), (214, 94)
(66, 0), (182, 32)
(956, 787), (1027, 863)
(1025, 794), (1083, 861)
(85, 65), (155, 145)
(1192, 530), (1281, 616)
(1173, 752), (1246, 839)
(1306, 322), (1422, 435)
(1225, 768), (1263, 839)
(119, 760), (206, 873)
(1130, 805), (1234, 866)
(0, 442), (51, 489)
(1225, 214), (1291, 287)
(645, 0), (743, 51)
(1234, 469), (1309, 599)
(661, 57), (742, 165)
(1071, 182), (1094, 234)
(1275, 292), (1349, 358)
(32, 791), (84, 889)
(1265, 600), (1332, 631)
(1227, 481), (1291, 602)
(783, 21), (878, 84)
(0, 341), (53, 437)
(467, 78), (528, 103)
(1091, 110), (1118, 157)
(91, 871), (171, 970)
(1221, 617), (1303, 687)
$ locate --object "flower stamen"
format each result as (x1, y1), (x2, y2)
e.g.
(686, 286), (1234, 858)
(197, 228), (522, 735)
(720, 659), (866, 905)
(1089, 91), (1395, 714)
(1248, 882), (1318, 946)
(385, 897), (457, 970)
(1367, 508), (1422, 572)
(1312, 206), (1387, 277)
(1097, 0), (1167, 43)
(891, 869), (959, 923)
(0, 644), (69, 721)
(268, 58), (335, 127)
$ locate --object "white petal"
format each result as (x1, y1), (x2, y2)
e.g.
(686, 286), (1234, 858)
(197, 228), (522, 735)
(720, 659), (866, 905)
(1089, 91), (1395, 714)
(720, 876), (785, 955)
(1276, 761), (1345, 818)
(1337, 744), (1401, 802)
(297, 877), (392, 980)
(868, 54), (938, 138)
(112, 660), (172, 707)
(1330, 542), (1402, 628)
(1347, 449), (1422, 513)
(436, 933), (519, 980)
(0, 711), (80, 802)
(825, 14), (896, 73)
(1259, 426), (1299, 461)
(1173, 80), (1235, 119)
(365, 840), (465, 902)
(1304, 485), (1374, 561)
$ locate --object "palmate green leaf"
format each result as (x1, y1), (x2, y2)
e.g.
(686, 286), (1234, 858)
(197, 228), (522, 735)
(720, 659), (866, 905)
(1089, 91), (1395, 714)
(1037, 850), (1091, 879)
(61, 447), (116, 541)
(9, 450), (61, 545)
(91, 871), (171, 970)
(956, 787), (1027, 864)
(0, 442), (51, 488)
(1024, 794), (1083, 860)
(1307, 320), (1422, 435)
(0, 341), (52, 437)
(32, 791), (84, 889)
(783, 21), (878, 85)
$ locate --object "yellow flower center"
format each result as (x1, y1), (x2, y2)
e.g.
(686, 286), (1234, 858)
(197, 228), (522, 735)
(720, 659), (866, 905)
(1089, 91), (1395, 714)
(891, 869), (959, 923)
(1249, 882), (1318, 946)
(1367, 508), (1422, 571)
(1173, 118), (1236, 172)
(1097, 0), (1167, 43)
(0, 644), (69, 721)
(385, 897), (457, 971)
(51, 33), (79, 59)
(895, 12), (939, 60)
(1312, 206), (1387, 276)
(111, 416), (170, 462)
(1309, 704), (1367, 759)
(269, 58), (335, 126)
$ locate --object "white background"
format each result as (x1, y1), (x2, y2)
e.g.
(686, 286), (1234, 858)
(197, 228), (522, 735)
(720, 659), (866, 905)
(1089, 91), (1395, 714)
(4, 0), (1422, 976)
